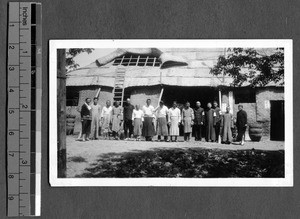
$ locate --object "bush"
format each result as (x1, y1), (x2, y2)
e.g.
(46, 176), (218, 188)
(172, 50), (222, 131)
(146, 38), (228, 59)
(77, 148), (284, 178)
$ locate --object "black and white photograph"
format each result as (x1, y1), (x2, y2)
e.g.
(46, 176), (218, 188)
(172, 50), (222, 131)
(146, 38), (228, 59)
(49, 40), (293, 186)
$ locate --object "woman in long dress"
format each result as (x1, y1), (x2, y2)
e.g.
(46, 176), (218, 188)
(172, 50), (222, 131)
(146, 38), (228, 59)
(111, 101), (123, 140)
(154, 101), (169, 142)
(142, 99), (155, 141)
(132, 104), (144, 140)
(168, 101), (181, 142)
(221, 106), (233, 144)
(181, 102), (194, 142)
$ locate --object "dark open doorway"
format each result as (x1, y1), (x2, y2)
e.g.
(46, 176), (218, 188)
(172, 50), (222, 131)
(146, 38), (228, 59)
(270, 100), (285, 141)
(161, 86), (219, 109)
(162, 86), (219, 137)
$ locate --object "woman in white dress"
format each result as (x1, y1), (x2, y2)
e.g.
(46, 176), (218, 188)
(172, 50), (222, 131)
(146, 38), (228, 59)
(181, 102), (194, 142)
(168, 101), (181, 142)
(100, 100), (112, 139)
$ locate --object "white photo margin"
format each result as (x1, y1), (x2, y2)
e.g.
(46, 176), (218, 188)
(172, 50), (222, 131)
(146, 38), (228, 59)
(49, 39), (293, 187)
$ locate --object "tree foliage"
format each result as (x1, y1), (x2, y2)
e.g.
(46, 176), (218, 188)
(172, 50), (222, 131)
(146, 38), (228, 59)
(210, 48), (284, 87)
(66, 48), (94, 72)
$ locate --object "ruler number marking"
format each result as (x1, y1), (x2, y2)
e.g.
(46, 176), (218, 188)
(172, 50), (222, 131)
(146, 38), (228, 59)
(8, 66), (15, 71)
(8, 2), (41, 216)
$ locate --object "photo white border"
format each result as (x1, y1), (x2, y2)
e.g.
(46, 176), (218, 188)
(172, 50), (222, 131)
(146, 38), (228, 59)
(49, 40), (293, 187)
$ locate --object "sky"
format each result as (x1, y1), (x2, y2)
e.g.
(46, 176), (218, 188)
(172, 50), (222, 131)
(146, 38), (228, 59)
(73, 48), (115, 68)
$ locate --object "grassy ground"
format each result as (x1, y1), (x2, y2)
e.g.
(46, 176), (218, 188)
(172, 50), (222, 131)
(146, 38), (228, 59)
(66, 135), (285, 178)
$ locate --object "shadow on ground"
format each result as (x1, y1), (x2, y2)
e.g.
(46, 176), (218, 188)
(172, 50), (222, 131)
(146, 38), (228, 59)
(68, 156), (87, 163)
(75, 147), (284, 178)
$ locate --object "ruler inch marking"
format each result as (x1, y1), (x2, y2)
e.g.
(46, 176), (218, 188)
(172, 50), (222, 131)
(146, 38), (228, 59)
(7, 2), (41, 217)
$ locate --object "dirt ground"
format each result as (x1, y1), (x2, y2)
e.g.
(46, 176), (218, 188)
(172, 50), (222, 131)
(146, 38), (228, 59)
(66, 135), (284, 178)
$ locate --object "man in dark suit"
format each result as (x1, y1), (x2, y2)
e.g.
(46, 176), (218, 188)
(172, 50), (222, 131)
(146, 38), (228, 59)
(213, 101), (222, 143)
(236, 105), (247, 145)
(80, 98), (92, 142)
(194, 101), (204, 141)
(123, 98), (134, 140)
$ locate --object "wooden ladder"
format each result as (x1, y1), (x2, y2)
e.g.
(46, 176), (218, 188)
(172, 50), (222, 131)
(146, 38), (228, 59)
(113, 67), (126, 107)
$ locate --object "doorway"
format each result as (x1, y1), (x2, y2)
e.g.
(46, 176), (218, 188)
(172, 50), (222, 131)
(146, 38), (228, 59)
(161, 86), (219, 109)
(162, 86), (219, 136)
(270, 100), (284, 141)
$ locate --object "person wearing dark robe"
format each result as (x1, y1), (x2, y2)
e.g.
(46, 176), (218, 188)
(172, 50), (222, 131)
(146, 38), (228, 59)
(236, 105), (247, 145)
(142, 99), (155, 141)
(204, 102), (216, 142)
(80, 98), (92, 142)
(221, 106), (233, 144)
(123, 98), (134, 140)
(213, 101), (222, 142)
(193, 101), (204, 141)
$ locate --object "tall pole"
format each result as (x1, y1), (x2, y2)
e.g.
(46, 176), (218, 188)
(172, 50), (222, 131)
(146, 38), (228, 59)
(57, 49), (66, 177)
(220, 47), (227, 111)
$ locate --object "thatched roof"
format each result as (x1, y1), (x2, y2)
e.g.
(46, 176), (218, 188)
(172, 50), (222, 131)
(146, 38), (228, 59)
(66, 64), (230, 88)
(66, 48), (282, 88)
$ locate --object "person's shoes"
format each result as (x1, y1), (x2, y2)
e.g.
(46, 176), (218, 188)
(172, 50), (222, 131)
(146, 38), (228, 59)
(241, 142), (245, 146)
(86, 138), (90, 141)
(82, 139), (86, 142)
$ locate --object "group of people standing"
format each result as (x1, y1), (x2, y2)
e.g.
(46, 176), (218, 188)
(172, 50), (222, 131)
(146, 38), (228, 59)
(78, 97), (248, 145)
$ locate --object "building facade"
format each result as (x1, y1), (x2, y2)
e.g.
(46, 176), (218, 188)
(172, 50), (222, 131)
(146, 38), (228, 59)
(65, 48), (284, 140)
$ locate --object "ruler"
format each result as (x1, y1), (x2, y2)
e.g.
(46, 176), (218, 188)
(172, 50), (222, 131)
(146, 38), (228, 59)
(7, 2), (41, 217)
